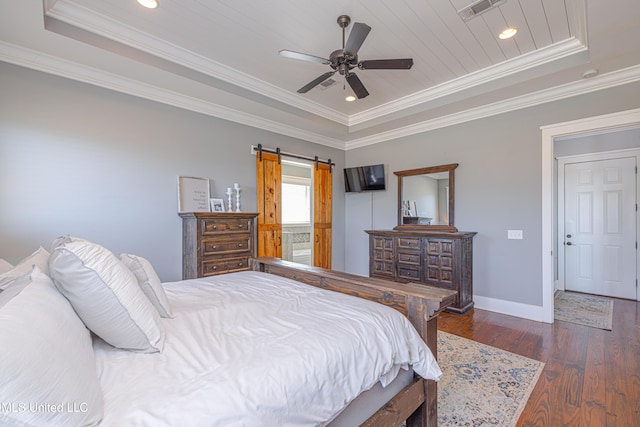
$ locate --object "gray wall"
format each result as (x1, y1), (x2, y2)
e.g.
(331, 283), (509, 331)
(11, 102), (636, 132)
(0, 62), (346, 281)
(2, 59), (639, 307)
(345, 82), (640, 307)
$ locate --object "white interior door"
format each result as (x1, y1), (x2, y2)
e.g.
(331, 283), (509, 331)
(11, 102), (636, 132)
(564, 157), (637, 299)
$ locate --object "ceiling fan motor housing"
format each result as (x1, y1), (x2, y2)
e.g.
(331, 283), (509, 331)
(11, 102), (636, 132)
(329, 49), (358, 75)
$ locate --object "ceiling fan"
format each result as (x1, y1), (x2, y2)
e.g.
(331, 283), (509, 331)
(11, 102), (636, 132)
(279, 15), (413, 100)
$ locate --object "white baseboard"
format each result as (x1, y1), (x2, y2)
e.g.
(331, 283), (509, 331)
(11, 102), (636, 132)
(473, 295), (548, 323)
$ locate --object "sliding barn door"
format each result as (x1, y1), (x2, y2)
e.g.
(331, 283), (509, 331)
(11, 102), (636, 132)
(313, 163), (332, 269)
(256, 152), (282, 258)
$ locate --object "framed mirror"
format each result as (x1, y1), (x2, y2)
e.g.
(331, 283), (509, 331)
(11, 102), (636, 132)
(394, 163), (458, 231)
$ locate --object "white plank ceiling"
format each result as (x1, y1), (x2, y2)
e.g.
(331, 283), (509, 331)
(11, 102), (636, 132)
(1, 0), (639, 148)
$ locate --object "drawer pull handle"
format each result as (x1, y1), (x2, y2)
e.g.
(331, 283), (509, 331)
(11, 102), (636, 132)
(238, 243), (243, 247)
(212, 245), (217, 249)
(212, 266), (217, 270)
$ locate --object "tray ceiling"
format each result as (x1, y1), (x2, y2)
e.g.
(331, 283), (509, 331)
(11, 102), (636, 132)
(1, 0), (639, 148)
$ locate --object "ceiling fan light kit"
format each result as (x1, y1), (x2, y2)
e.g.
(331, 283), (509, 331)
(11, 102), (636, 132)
(279, 15), (414, 100)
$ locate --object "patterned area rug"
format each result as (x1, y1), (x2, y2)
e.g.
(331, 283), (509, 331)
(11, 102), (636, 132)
(554, 291), (614, 330)
(437, 331), (544, 427)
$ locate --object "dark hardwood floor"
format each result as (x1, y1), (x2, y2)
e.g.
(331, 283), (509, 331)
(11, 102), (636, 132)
(437, 298), (640, 427)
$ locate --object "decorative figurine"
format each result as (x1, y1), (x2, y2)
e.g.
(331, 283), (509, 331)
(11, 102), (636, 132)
(233, 183), (241, 212)
(225, 187), (233, 212)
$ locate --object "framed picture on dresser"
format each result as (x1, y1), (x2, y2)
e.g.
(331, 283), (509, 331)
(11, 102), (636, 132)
(177, 176), (210, 213)
(210, 198), (225, 212)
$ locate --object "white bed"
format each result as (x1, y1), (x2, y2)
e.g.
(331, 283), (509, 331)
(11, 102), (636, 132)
(1, 242), (454, 427)
(94, 271), (441, 426)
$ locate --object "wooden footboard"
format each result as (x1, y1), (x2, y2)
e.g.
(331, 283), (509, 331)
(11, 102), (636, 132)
(250, 257), (456, 427)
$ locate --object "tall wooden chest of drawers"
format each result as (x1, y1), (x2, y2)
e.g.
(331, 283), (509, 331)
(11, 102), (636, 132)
(179, 212), (258, 279)
(366, 230), (476, 314)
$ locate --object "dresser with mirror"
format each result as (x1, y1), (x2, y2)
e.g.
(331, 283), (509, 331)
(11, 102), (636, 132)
(367, 163), (476, 314)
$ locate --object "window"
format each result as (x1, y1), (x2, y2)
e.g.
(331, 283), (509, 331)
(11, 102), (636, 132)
(282, 177), (311, 224)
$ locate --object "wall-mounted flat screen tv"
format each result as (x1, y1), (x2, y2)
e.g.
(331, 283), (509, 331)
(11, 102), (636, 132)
(344, 164), (386, 192)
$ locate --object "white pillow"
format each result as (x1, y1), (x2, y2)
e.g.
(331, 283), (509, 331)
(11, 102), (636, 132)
(0, 267), (103, 427)
(0, 259), (13, 274)
(48, 237), (165, 353)
(50, 234), (76, 250)
(120, 253), (172, 318)
(0, 246), (50, 290)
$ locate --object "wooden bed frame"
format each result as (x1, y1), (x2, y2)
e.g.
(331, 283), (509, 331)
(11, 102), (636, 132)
(251, 257), (457, 427)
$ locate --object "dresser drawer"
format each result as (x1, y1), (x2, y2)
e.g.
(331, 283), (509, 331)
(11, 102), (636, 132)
(202, 257), (249, 276)
(397, 237), (421, 250)
(397, 251), (420, 265)
(398, 266), (420, 281)
(202, 218), (250, 235)
(202, 238), (251, 255)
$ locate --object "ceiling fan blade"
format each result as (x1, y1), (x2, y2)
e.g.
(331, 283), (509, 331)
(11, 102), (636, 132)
(346, 73), (369, 99)
(297, 71), (337, 93)
(279, 50), (330, 65)
(344, 22), (371, 56)
(358, 58), (414, 70)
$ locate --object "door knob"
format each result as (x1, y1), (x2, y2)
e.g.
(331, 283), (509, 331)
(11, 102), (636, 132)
(566, 242), (573, 246)
(566, 234), (572, 238)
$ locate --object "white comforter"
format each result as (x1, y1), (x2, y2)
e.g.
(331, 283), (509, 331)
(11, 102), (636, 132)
(94, 271), (441, 426)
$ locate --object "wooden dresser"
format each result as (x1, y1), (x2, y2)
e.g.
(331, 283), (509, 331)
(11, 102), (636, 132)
(366, 229), (476, 314)
(180, 212), (258, 279)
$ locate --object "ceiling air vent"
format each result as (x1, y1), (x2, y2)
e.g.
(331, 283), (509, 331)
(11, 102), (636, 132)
(458, 0), (505, 21)
(318, 78), (337, 90)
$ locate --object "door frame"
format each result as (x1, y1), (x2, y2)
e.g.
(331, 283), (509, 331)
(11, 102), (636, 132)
(541, 107), (640, 323)
(557, 148), (640, 294)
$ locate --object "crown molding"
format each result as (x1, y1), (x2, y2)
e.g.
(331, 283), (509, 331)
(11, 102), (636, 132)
(343, 64), (640, 150)
(348, 37), (588, 127)
(45, 0), (350, 126)
(44, 0), (591, 131)
(566, 0), (589, 48)
(0, 41), (346, 150)
(2, 42), (638, 153)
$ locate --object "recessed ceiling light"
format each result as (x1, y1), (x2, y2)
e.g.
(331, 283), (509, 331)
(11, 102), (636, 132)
(345, 95), (356, 102)
(137, 0), (158, 9)
(498, 28), (517, 39)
